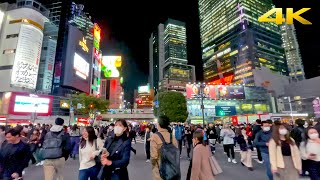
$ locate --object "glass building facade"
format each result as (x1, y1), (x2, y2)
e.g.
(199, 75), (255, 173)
(199, 0), (288, 86)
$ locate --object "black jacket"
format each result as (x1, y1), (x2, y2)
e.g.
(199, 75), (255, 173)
(206, 127), (217, 139)
(237, 135), (253, 151)
(252, 124), (261, 140)
(290, 126), (306, 147)
(101, 135), (131, 180)
(0, 140), (31, 178)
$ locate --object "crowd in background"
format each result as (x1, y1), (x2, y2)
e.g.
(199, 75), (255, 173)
(0, 117), (319, 180)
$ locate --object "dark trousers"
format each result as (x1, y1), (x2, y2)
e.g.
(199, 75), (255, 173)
(257, 147), (262, 161)
(182, 136), (186, 146)
(145, 143), (150, 160)
(178, 140), (182, 155)
(224, 144), (235, 159)
(187, 142), (192, 158)
(307, 160), (320, 180)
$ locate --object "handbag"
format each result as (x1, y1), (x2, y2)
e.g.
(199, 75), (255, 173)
(209, 155), (223, 175)
(94, 140), (102, 169)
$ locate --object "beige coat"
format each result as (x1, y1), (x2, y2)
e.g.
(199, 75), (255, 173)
(191, 144), (215, 180)
(269, 138), (302, 171)
(151, 128), (178, 180)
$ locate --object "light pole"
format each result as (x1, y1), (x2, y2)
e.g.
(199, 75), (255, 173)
(198, 83), (206, 125)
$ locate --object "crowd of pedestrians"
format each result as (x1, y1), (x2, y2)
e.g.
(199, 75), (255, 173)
(0, 117), (319, 180)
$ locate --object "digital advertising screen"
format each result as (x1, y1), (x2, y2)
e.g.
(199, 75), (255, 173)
(8, 92), (53, 116)
(215, 106), (237, 116)
(186, 84), (216, 99)
(73, 53), (90, 80)
(217, 85), (245, 99)
(101, 56), (122, 78)
(138, 85), (150, 94)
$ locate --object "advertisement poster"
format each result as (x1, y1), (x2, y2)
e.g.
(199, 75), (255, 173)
(313, 98), (320, 118)
(11, 24), (43, 89)
(42, 39), (57, 91)
(186, 84), (216, 99)
(217, 85), (245, 99)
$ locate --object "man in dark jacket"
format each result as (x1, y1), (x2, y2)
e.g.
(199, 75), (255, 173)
(290, 119), (306, 147)
(0, 128), (31, 180)
(314, 118), (320, 134)
(252, 119), (263, 163)
(254, 121), (273, 180)
(42, 118), (71, 180)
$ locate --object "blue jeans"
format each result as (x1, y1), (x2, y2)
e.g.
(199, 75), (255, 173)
(261, 152), (273, 180)
(307, 160), (320, 180)
(79, 165), (98, 180)
(70, 136), (80, 155)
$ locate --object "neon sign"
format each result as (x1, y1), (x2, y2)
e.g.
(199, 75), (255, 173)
(79, 37), (89, 53)
(93, 23), (101, 50)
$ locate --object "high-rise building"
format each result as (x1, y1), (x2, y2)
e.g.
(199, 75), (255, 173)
(199, 0), (287, 86)
(0, 0), (49, 93)
(281, 24), (305, 82)
(149, 18), (195, 93)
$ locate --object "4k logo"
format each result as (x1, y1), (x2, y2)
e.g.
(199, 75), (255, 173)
(258, 8), (312, 25)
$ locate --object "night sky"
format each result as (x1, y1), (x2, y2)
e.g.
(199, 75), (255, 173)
(74, 0), (319, 101)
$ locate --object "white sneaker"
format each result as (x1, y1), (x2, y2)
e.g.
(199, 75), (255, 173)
(40, 161), (44, 165)
(232, 159), (237, 164)
(146, 159), (150, 163)
(228, 158), (231, 162)
(35, 162), (41, 166)
(257, 160), (264, 164)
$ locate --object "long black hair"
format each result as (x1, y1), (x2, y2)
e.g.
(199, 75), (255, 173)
(80, 126), (97, 149)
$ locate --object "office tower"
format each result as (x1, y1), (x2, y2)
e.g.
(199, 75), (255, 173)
(0, 0), (49, 93)
(281, 24), (305, 82)
(199, 0), (287, 86)
(149, 18), (195, 93)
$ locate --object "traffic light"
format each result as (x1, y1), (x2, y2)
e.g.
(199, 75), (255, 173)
(137, 100), (142, 104)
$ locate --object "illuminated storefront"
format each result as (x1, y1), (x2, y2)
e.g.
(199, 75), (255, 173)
(199, 0), (287, 86)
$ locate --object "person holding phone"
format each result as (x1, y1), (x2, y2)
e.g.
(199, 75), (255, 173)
(269, 123), (302, 180)
(299, 127), (320, 180)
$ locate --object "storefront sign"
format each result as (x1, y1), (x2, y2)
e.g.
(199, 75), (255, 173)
(79, 37), (89, 53)
(215, 106), (237, 116)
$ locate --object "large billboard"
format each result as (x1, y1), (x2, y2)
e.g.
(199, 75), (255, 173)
(11, 24), (43, 89)
(102, 56), (122, 78)
(41, 38), (57, 92)
(186, 84), (216, 99)
(217, 85), (245, 99)
(138, 85), (150, 94)
(8, 92), (53, 116)
(62, 25), (93, 93)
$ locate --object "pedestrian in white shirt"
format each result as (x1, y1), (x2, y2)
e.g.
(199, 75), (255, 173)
(220, 124), (237, 163)
(78, 126), (104, 180)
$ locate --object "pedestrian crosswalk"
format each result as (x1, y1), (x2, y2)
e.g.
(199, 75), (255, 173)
(131, 137), (144, 144)
(233, 146), (262, 163)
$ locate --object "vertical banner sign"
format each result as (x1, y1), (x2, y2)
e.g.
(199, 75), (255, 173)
(42, 39), (57, 91)
(11, 24), (43, 89)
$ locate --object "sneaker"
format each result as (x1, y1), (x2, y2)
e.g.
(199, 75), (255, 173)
(40, 161), (44, 165)
(232, 159), (237, 164)
(146, 159), (150, 163)
(228, 158), (231, 163)
(35, 162), (42, 166)
(257, 160), (264, 164)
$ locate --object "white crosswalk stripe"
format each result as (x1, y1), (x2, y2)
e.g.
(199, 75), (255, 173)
(233, 146), (262, 163)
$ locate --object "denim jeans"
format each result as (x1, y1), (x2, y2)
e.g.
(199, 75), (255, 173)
(79, 165), (98, 180)
(261, 152), (273, 180)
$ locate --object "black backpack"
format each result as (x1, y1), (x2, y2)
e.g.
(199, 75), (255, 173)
(156, 132), (181, 180)
(40, 131), (64, 159)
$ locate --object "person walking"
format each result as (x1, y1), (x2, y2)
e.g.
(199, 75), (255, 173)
(151, 115), (179, 180)
(207, 123), (217, 154)
(300, 127), (320, 180)
(144, 126), (152, 162)
(220, 124), (237, 163)
(189, 130), (215, 180)
(0, 128), (31, 180)
(237, 127), (254, 171)
(0, 125), (6, 148)
(254, 120), (273, 180)
(100, 119), (131, 180)
(269, 123), (302, 180)
(41, 118), (71, 180)
(29, 129), (41, 164)
(174, 123), (184, 157)
(185, 125), (194, 160)
(70, 124), (81, 159)
(79, 126), (104, 180)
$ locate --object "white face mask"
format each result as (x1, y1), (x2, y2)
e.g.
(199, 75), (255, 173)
(279, 129), (288, 135)
(309, 133), (319, 140)
(114, 126), (124, 136)
(263, 127), (270, 132)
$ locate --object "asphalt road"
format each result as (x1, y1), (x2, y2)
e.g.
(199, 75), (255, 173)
(23, 139), (308, 180)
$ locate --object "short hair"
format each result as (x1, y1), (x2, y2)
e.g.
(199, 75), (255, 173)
(266, 119), (273, 124)
(158, 115), (170, 129)
(256, 119), (262, 124)
(109, 123), (115, 127)
(5, 128), (20, 136)
(261, 121), (269, 126)
(274, 120), (282, 126)
(0, 125), (5, 131)
(295, 119), (305, 126)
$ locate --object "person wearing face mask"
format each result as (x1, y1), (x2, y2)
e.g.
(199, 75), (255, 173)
(299, 127), (320, 180)
(237, 125), (254, 171)
(269, 123), (302, 180)
(107, 123), (115, 138)
(254, 120), (273, 180)
(220, 124), (237, 163)
(100, 119), (131, 180)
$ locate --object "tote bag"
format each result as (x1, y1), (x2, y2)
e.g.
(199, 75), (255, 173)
(209, 155), (223, 175)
